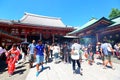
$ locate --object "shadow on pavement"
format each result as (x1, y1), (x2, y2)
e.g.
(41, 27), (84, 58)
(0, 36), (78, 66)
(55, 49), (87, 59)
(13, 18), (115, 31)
(96, 62), (103, 65)
(40, 66), (51, 72)
(16, 65), (25, 69)
(14, 69), (26, 75)
(0, 60), (7, 74)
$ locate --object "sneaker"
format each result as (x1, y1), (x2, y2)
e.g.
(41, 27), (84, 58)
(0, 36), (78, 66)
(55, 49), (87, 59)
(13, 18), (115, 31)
(81, 68), (83, 71)
(41, 66), (44, 71)
(9, 74), (12, 77)
(80, 72), (83, 76)
(9, 73), (13, 77)
(103, 67), (107, 69)
(73, 70), (76, 74)
(54, 61), (57, 64)
(36, 71), (40, 77)
(111, 67), (115, 70)
(79, 68), (83, 75)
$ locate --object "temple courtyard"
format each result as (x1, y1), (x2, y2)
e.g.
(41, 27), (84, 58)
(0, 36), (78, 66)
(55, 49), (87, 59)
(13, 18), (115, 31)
(0, 55), (120, 80)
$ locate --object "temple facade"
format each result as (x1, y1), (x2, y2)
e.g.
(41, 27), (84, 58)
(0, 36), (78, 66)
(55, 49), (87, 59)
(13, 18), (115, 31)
(0, 13), (75, 46)
(1, 12), (120, 46)
(68, 16), (120, 46)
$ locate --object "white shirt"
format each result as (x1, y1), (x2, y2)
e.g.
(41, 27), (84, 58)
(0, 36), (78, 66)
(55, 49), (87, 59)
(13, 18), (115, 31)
(71, 43), (81, 51)
(71, 43), (81, 60)
(53, 46), (60, 54)
(0, 47), (6, 55)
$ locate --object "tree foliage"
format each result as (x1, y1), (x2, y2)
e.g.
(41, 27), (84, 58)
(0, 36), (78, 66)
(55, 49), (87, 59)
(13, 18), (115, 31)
(109, 8), (120, 19)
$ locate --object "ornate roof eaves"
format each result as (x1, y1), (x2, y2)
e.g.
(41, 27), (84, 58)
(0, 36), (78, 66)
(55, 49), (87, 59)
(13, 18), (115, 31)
(23, 12), (61, 20)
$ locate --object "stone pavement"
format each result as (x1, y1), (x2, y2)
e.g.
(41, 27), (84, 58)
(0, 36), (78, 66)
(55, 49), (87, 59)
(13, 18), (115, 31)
(25, 57), (120, 80)
(0, 60), (30, 80)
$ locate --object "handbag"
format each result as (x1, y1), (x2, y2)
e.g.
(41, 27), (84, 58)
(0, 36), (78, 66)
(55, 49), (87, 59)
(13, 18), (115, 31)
(71, 50), (80, 60)
(107, 43), (112, 52)
(107, 46), (112, 52)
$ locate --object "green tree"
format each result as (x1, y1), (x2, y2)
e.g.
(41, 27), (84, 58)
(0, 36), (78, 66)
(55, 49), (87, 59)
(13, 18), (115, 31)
(109, 8), (120, 19)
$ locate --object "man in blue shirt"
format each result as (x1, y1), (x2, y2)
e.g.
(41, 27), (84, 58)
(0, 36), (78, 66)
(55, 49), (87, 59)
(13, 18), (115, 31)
(28, 40), (36, 68)
(34, 40), (45, 77)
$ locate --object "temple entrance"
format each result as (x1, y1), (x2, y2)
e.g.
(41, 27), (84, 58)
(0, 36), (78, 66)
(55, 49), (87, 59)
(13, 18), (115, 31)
(100, 32), (120, 45)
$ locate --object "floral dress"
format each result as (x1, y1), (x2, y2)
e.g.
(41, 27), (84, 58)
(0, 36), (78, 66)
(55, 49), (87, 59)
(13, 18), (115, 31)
(6, 49), (20, 75)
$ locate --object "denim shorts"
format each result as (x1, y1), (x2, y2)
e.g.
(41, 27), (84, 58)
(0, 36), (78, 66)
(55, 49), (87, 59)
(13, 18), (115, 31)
(104, 55), (111, 61)
(28, 54), (34, 62)
(36, 55), (44, 64)
(54, 53), (59, 59)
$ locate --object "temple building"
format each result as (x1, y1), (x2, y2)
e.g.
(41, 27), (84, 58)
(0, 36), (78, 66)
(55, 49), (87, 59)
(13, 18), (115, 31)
(0, 13), (75, 46)
(1, 12), (120, 46)
(68, 16), (120, 46)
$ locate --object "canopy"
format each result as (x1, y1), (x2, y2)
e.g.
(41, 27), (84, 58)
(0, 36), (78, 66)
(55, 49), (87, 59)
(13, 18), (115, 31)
(63, 36), (79, 38)
(21, 41), (29, 45)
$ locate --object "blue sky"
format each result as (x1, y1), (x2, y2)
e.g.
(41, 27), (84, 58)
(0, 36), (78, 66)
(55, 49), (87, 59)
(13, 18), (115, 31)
(0, 0), (120, 27)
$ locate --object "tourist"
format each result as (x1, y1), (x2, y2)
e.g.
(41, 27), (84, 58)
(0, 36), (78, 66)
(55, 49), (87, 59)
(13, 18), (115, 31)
(50, 43), (54, 59)
(20, 43), (28, 65)
(71, 40), (82, 75)
(0, 46), (6, 61)
(34, 40), (46, 77)
(6, 44), (20, 77)
(83, 47), (88, 61)
(53, 43), (60, 63)
(118, 43), (120, 59)
(79, 48), (83, 63)
(28, 40), (36, 68)
(62, 42), (69, 63)
(101, 39), (115, 70)
(114, 43), (120, 59)
(96, 42), (101, 59)
(44, 43), (50, 63)
(87, 43), (94, 65)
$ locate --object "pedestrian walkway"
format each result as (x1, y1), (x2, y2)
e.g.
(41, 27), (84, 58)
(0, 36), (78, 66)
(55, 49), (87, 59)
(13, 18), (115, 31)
(26, 57), (120, 80)
(0, 61), (29, 80)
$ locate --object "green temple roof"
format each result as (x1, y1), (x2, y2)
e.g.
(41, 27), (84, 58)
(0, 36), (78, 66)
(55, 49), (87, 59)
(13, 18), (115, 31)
(108, 16), (120, 27)
(68, 17), (115, 35)
(68, 18), (98, 35)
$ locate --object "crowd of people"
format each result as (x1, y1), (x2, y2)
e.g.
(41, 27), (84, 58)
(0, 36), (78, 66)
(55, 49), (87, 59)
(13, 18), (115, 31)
(0, 39), (120, 77)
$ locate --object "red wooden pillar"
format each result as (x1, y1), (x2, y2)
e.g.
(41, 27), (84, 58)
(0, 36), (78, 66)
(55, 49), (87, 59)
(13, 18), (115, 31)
(18, 29), (21, 38)
(25, 30), (28, 42)
(52, 34), (54, 43)
(40, 33), (42, 40)
(96, 33), (99, 42)
(0, 36), (2, 46)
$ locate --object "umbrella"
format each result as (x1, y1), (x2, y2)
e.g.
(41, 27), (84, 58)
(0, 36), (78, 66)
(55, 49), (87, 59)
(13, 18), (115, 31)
(21, 41), (29, 45)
